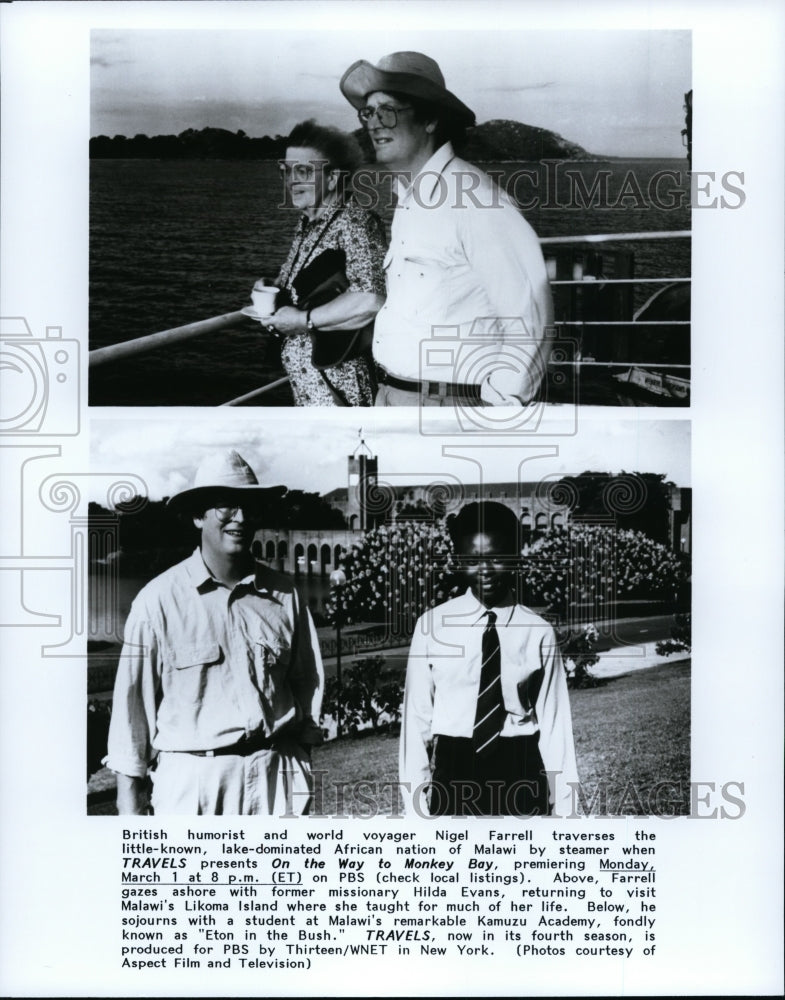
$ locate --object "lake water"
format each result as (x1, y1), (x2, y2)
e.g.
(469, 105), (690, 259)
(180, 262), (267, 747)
(89, 158), (690, 406)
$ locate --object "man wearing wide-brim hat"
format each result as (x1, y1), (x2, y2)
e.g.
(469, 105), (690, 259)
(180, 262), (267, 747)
(340, 51), (554, 408)
(106, 450), (324, 815)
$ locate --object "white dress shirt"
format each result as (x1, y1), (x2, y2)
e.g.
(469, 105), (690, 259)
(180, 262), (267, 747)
(399, 589), (578, 813)
(373, 143), (554, 404)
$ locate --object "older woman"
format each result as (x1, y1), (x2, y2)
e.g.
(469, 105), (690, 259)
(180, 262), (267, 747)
(264, 120), (386, 406)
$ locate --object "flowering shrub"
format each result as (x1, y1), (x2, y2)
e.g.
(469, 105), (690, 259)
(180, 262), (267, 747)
(523, 524), (689, 617)
(558, 623), (602, 688)
(329, 521), (689, 630)
(326, 522), (457, 635)
(655, 613), (692, 656)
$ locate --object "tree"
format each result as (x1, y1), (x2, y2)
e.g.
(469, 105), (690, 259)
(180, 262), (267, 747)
(321, 656), (403, 736)
(552, 471), (674, 545)
(280, 490), (346, 529)
(89, 127), (289, 160)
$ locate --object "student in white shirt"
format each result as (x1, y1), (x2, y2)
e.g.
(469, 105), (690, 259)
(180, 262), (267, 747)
(399, 501), (578, 816)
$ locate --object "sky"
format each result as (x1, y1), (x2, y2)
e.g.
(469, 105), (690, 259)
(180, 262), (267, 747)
(91, 28), (691, 157)
(89, 412), (690, 505)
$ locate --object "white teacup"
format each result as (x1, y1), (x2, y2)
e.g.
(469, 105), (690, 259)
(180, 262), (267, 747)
(251, 282), (280, 317)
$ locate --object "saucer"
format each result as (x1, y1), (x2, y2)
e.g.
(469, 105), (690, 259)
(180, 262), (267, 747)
(242, 305), (275, 323)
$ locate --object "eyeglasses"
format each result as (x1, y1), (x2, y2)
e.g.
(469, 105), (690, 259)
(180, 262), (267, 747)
(357, 104), (413, 129)
(212, 505), (263, 523)
(278, 160), (329, 183)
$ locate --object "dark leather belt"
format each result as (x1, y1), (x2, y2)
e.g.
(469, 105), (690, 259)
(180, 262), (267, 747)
(377, 368), (482, 404)
(178, 732), (275, 758)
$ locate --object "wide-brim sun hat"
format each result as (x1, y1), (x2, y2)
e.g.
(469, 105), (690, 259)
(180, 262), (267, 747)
(167, 449), (286, 513)
(340, 51), (475, 126)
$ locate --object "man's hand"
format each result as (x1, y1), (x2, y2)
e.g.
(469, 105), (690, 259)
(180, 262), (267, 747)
(116, 773), (151, 815)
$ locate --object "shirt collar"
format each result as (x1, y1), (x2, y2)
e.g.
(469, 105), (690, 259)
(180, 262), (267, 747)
(457, 587), (516, 627)
(185, 547), (261, 594)
(396, 142), (455, 206)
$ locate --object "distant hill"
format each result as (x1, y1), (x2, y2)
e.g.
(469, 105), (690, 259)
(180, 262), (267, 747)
(90, 120), (596, 161)
(461, 118), (593, 161)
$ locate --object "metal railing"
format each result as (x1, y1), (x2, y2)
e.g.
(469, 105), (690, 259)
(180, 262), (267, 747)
(88, 230), (691, 403)
(89, 310), (247, 368)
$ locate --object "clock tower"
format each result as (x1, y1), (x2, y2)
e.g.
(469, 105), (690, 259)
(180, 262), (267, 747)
(346, 431), (378, 531)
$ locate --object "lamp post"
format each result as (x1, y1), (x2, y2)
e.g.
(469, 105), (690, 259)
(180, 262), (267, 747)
(329, 568), (347, 739)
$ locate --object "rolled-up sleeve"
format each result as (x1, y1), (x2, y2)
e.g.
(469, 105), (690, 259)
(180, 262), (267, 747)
(399, 615), (435, 814)
(535, 627), (579, 814)
(105, 600), (162, 779)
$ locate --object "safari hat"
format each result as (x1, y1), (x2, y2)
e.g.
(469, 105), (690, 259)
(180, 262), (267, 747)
(340, 51), (475, 126)
(167, 450), (285, 513)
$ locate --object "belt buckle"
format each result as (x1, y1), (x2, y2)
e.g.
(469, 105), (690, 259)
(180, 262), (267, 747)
(427, 380), (448, 398)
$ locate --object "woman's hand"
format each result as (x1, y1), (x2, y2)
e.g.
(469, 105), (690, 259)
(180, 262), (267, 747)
(265, 306), (307, 338)
(309, 291), (385, 331)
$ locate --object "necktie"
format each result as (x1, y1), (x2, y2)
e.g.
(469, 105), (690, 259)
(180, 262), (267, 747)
(473, 611), (504, 756)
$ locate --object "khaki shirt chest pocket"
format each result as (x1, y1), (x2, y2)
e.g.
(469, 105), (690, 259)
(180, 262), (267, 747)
(165, 642), (223, 701)
(384, 246), (451, 321)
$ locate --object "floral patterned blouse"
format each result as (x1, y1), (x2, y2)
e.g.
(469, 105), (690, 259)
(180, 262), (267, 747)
(276, 199), (387, 406)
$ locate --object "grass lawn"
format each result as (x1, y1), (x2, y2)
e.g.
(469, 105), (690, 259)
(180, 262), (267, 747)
(569, 659), (690, 815)
(88, 660), (690, 817)
(309, 659), (691, 818)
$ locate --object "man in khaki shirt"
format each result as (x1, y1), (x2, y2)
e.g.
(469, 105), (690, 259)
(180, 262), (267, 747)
(106, 450), (324, 815)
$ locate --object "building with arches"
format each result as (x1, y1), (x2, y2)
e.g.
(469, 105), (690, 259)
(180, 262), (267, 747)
(255, 527), (356, 578)
(255, 441), (691, 578)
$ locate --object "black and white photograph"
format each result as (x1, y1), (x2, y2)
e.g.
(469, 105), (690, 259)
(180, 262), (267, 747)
(86, 414), (692, 819)
(88, 27), (692, 408)
(0, 0), (783, 997)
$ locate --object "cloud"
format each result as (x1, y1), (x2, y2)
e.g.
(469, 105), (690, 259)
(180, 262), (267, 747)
(89, 28), (690, 157)
(90, 415), (689, 507)
(92, 95), (349, 141)
(484, 82), (557, 93)
(299, 71), (346, 81)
